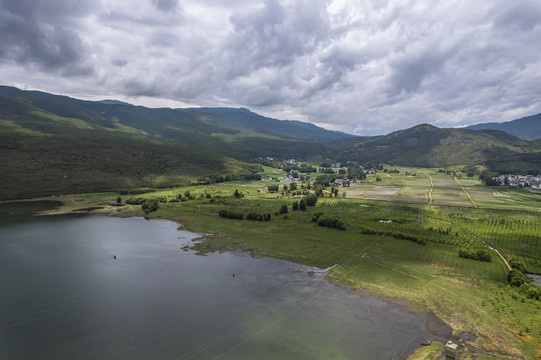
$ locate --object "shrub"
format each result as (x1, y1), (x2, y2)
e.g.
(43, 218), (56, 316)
(126, 196), (147, 205)
(509, 259), (528, 273)
(246, 212), (272, 221)
(218, 209), (244, 220)
(305, 194), (318, 206)
(458, 248), (492, 262)
(317, 216), (345, 230)
(141, 198), (159, 214)
(527, 285), (541, 300)
(507, 269), (530, 287)
(311, 212), (324, 222)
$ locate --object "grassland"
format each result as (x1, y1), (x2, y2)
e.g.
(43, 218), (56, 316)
(28, 168), (541, 360)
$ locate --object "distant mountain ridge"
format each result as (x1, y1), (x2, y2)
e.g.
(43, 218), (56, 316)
(185, 107), (351, 141)
(338, 124), (540, 171)
(466, 113), (541, 140)
(0, 85), (343, 199)
(2, 85), (541, 200)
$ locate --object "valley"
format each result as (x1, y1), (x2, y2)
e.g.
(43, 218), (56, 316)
(26, 167), (541, 360)
(2, 86), (541, 359)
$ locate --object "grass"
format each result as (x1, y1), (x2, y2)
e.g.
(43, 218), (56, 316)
(406, 341), (443, 360)
(20, 167), (541, 360)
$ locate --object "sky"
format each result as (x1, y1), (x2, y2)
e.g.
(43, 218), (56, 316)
(1, 0), (541, 136)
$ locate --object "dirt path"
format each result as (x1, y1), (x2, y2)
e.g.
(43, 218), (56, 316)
(487, 246), (512, 271)
(427, 175), (434, 205)
(454, 176), (478, 208)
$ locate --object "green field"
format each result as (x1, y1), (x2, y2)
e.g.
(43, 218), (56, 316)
(32, 168), (541, 359)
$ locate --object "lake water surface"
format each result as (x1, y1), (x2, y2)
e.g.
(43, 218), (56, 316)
(0, 202), (450, 359)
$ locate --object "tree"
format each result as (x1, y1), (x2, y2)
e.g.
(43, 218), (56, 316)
(279, 204), (288, 214)
(141, 198), (159, 214)
(234, 189), (243, 198)
(510, 259), (527, 273)
(299, 199), (307, 211)
(292, 201), (299, 210)
(290, 183), (297, 191)
(116, 196), (122, 204)
(306, 194), (318, 206)
(283, 184), (288, 192)
(507, 270), (530, 287)
(268, 184), (279, 192)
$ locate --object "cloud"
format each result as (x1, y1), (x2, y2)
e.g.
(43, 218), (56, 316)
(1, 0), (541, 136)
(152, 0), (179, 12)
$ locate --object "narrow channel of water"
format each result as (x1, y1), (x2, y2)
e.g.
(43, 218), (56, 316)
(0, 202), (451, 359)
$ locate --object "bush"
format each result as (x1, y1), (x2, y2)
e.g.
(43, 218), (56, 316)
(305, 194), (318, 206)
(299, 199), (307, 211)
(218, 209), (244, 220)
(527, 285), (541, 300)
(246, 212), (271, 221)
(126, 196), (147, 205)
(268, 185), (279, 192)
(317, 216), (345, 230)
(509, 259), (528, 273)
(507, 269), (530, 287)
(292, 201), (299, 211)
(311, 212), (324, 222)
(279, 204), (288, 214)
(458, 248), (492, 262)
(141, 198), (159, 214)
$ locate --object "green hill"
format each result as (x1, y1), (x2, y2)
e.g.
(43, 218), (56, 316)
(339, 124), (540, 171)
(0, 86), (338, 199)
(466, 113), (541, 140)
(2, 85), (541, 200)
(187, 107), (350, 141)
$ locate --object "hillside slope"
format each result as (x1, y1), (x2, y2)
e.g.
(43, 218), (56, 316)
(467, 113), (541, 140)
(188, 107), (350, 141)
(0, 88), (224, 199)
(0, 86), (339, 199)
(339, 124), (539, 169)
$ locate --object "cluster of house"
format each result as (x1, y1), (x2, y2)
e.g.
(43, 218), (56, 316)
(261, 174), (309, 183)
(492, 174), (541, 189)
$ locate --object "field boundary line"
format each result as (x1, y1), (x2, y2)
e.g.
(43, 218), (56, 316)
(454, 176), (478, 208)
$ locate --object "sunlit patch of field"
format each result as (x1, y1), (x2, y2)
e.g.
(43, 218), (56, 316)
(431, 176), (472, 206)
(345, 183), (400, 201)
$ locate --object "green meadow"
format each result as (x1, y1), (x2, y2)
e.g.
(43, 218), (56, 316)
(40, 167), (541, 359)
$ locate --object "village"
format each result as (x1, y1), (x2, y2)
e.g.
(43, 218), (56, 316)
(492, 174), (541, 189)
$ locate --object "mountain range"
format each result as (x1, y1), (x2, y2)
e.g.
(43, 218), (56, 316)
(1, 85), (540, 199)
(466, 113), (541, 141)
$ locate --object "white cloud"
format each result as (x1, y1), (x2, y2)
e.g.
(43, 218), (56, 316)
(1, 0), (541, 135)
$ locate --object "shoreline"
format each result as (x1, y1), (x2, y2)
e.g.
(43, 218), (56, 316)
(1, 196), (533, 359)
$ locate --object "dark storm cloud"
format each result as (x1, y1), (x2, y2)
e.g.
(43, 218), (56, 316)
(0, 0), (95, 75)
(2, 0), (541, 135)
(152, 0), (179, 12)
(492, 1), (541, 31)
(225, 0), (329, 74)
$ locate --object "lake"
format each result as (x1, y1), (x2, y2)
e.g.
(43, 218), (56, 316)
(0, 202), (451, 359)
